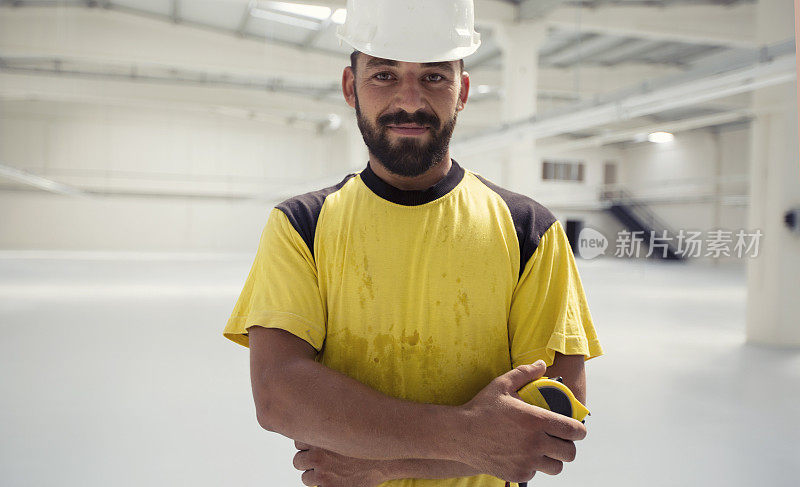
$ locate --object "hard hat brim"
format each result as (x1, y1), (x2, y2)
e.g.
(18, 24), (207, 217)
(338, 35), (481, 64)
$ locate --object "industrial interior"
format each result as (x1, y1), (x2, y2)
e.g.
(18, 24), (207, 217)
(0, 1), (798, 486)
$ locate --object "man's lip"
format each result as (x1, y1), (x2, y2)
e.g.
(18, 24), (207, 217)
(386, 125), (429, 135)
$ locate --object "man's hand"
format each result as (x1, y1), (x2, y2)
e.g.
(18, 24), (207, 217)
(455, 360), (587, 483)
(293, 440), (385, 487)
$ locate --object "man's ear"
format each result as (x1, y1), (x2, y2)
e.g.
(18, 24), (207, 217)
(342, 66), (356, 108)
(457, 71), (470, 112)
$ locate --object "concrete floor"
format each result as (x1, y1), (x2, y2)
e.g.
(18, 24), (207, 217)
(0, 253), (797, 486)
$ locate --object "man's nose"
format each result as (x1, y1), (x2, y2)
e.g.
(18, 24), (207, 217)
(393, 76), (426, 114)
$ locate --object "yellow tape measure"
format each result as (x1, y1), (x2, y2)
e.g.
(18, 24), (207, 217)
(509, 377), (590, 487)
(517, 376), (590, 422)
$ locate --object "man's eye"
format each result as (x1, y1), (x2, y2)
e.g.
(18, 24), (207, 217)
(374, 73), (392, 81)
(427, 74), (445, 82)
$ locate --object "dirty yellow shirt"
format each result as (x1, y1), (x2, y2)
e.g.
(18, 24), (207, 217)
(224, 160), (603, 486)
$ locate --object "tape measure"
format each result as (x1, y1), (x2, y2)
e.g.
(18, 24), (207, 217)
(506, 376), (590, 487)
(517, 376), (590, 422)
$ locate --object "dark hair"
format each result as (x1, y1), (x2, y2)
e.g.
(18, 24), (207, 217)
(350, 50), (464, 74)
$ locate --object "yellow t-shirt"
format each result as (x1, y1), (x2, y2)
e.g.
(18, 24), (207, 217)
(224, 160), (603, 487)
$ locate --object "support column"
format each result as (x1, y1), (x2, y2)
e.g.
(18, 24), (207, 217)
(496, 21), (546, 195)
(745, 0), (800, 346)
(344, 118), (368, 172)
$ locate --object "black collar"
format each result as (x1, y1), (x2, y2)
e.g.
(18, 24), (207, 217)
(359, 159), (465, 206)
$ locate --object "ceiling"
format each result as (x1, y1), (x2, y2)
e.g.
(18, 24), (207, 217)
(0, 0), (777, 144)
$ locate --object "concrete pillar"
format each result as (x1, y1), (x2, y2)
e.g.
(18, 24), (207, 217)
(745, 0), (800, 346)
(496, 21), (546, 195)
(344, 118), (368, 172)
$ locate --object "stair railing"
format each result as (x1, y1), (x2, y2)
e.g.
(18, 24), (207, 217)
(600, 184), (683, 246)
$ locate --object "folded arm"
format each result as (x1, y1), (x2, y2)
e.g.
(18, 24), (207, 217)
(282, 345), (588, 485)
(293, 441), (483, 486)
(251, 325), (586, 484)
(379, 459), (483, 479)
(249, 326), (467, 462)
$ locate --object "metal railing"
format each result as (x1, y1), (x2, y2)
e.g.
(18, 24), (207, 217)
(600, 186), (682, 247)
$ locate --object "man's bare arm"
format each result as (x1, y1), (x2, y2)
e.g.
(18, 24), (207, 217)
(250, 326), (462, 462)
(250, 326), (587, 482)
(291, 352), (588, 485)
(377, 459), (483, 480)
(293, 440), (483, 486)
(544, 352), (587, 405)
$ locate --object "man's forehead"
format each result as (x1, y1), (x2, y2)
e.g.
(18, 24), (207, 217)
(361, 54), (458, 71)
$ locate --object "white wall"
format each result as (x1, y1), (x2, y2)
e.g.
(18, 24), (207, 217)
(0, 99), (353, 252)
(620, 126), (749, 230)
(536, 145), (627, 245)
(617, 125), (751, 263)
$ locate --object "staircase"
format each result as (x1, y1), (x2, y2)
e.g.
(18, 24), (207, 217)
(602, 188), (685, 261)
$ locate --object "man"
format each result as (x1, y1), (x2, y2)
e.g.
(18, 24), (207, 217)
(223, 1), (603, 486)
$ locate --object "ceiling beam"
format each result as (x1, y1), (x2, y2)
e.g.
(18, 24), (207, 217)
(0, 55), (341, 97)
(301, 14), (334, 49)
(0, 7), (347, 81)
(0, 70), (349, 121)
(465, 46), (502, 70)
(542, 33), (627, 66)
(236, 1), (253, 36)
(591, 39), (663, 64)
(171, 0), (179, 24)
(518, 0), (564, 20)
(538, 109), (753, 154)
(0, 163), (91, 198)
(453, 42), (794, 154)
(536, 63), (680, 94)
(546, 4), (757, 47)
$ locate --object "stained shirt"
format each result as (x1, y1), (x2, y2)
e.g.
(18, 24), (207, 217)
(224, 160), (603, 487)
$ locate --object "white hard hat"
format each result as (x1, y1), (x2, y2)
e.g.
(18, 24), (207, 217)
(337, 0), (481, 63)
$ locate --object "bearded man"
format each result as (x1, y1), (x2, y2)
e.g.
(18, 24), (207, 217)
(223, 2), (602, 486)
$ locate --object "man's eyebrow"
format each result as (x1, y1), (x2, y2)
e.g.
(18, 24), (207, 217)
(364, 59), (456, 71)
(365, 58), (398, 69)
(421, 61), (455, 71)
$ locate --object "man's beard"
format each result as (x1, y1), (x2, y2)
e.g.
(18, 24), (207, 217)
(354, 91), (457, 178)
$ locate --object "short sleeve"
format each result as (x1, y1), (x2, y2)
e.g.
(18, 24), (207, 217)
(508, 220), (603, 368)
(222, 208), (327, 351)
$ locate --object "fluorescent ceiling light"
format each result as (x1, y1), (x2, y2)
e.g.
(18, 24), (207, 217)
(331, 8), (347, 25)
(265, 1), (331, 20)
(250, 8), (321, 30)
(648, 131), (674, 143)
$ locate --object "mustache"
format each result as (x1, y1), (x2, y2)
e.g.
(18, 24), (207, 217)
(377, 110), (440, 128)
